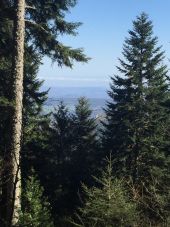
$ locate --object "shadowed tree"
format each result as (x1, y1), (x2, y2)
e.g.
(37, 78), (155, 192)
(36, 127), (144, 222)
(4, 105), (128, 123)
(0, 0), (89, 226)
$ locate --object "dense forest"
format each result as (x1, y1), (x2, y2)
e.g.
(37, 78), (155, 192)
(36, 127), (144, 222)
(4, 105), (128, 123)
(0, 0), (169, 227)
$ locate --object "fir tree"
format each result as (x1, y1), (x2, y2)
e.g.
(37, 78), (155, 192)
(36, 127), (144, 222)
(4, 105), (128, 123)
(18, 173), (54, 227)
(57, 97), (99, 219)
(0, 0), (89, 67)
(49, 101), (75, 165)
(72, 97), (99, 186)
(0, 34), (49, 227)
(41, 98), (99, 223)
(70, 156), (138, 227)
(102, 13), (170, 224)
(0, 1), (89, 224)
(38, 102), (75, 221)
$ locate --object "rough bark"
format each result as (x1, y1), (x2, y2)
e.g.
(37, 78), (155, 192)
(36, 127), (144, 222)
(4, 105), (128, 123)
(1, 0), (25, 226)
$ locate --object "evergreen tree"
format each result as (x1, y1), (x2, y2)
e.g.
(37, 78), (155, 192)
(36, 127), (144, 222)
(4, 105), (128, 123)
(72, 97), (99, 186)
(36, 102), (75, 222)
(21, 46), (49, 178)
(49, 102), (75, 166)
(18, 173), (54, 227)
(70, 157), (138, 227)
(0, 23), (49, 226)
(38, 99), (99, 224)
(102, 13), (170, 225)
(58, 97), (99, 218)
(0, 1), (89, 224)
(0, 0), (89, 67)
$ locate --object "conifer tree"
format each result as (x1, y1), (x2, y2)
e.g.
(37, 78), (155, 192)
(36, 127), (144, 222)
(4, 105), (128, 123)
(0, 1), (89, 225)
(0, 39), (49, 226)
(72, 97), (99, 186)
(41, 98), (99, 223)
(56, 97), (99, 218)
(0, 0), (89, 67)
(38, 102), (75, 221)
(102, 13), (170, 224)
(18, 173), (54, 227)
(70, 157), (138, 227)
(50, 102), (75, 165)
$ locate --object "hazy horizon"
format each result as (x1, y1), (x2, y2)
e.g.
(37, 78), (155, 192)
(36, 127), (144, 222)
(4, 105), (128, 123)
(42, 86), (109, 99)
(38, 0), (170, 88)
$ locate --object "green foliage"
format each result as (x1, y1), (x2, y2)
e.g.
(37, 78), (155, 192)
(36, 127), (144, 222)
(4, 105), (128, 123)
(72, 97), (99, 183)
(0, 9), (49, 159)
(32, 99), (99, 224)
(40, 102), (75, 219)
(70, 157), (138, 227)
(0, 0), (89, 223)
(102, 13), (170, 225)
(18, 173), (54, 227)
(0, 0), (89, 67)
(131, 177), (170, 226)
(49, 101), (75, 164)
(0, 0), (89, 164)
(0, 5), (170, 226)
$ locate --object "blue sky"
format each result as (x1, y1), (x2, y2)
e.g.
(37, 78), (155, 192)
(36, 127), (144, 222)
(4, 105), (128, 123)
(38, 0), (170, 88)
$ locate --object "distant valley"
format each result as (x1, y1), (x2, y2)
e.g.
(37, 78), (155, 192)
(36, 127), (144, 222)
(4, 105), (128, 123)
(42, 87), (109, 116)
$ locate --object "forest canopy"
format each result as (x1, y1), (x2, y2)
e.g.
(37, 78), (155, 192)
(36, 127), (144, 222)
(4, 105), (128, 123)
(0, 1), (169, 226)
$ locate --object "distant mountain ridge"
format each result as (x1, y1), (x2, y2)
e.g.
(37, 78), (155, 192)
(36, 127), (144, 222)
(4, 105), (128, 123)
(41, 87), (110, 117)
(41, 86), (109, 99)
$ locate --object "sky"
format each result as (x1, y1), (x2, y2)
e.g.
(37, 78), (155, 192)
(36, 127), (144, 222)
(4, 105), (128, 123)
(38, 0), (170, 88)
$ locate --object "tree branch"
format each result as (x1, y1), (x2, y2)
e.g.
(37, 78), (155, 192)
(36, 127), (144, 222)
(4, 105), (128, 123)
(25, 5), (36, 10)
(25, 19), (49, 33)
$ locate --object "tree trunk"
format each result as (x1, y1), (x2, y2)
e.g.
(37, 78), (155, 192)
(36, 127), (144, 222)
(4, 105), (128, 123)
(1, 0), (25, 226)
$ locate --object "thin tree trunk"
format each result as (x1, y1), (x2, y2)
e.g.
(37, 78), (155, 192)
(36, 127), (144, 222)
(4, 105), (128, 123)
(1, 0), (25, 226)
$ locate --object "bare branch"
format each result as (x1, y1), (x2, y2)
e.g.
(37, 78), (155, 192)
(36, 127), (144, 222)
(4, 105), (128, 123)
(25, 5), (36, 10)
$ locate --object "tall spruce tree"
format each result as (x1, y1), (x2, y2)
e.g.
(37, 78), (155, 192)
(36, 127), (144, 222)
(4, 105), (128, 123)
(56, 97), (99, 221)
(36, 102), (75, 222)
(49, 102), (75, 166)
(33, 99), (99, 224)
(0, 1), (89, 225)
(102, 13), (170, 225)
(2, 1), (26, 225)
(72, 97), (98, 185)
(0, 35), (49, 226)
